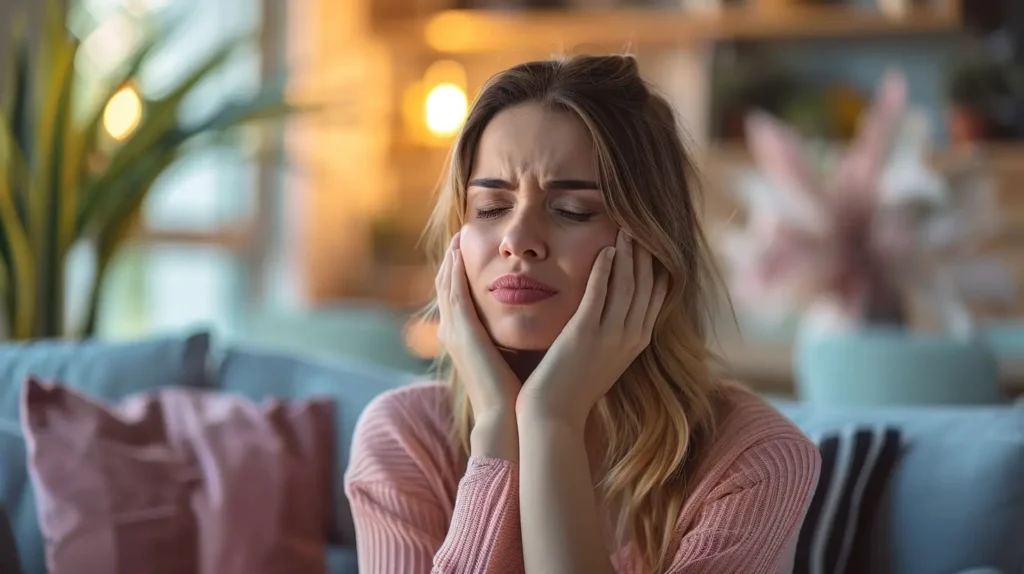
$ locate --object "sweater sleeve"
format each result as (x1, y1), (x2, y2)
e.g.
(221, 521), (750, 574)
(665, 438), (821, 574)
(344, 387), (524, 574)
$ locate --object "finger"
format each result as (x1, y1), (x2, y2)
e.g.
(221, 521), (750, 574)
(641, 274), (669, 344)
(576, 245), (616, 327)
(604, 229), (635, 328)
(450, 247), (471, 310)
(625, 242), (655, 337)
(436, 248), (453, 299)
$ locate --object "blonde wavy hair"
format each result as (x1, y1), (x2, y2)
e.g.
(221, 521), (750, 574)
(420, 54), (726, 571)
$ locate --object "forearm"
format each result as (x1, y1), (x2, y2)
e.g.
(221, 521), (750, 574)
(517, 411), (614, 574)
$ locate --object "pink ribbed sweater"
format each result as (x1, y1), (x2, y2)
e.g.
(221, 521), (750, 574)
(345, 381), (820, 573)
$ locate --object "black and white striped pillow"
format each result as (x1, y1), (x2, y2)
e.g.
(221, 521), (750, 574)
(793, 425), (902, 574)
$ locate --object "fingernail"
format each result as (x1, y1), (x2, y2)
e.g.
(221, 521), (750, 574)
(606, 247), (616, 259)
(625, 233), (633, 244)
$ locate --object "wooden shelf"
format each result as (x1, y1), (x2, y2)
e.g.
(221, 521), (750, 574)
(377, 5), (962, 55)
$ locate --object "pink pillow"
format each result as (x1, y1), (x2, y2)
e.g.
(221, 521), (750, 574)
(21, 378), (334, 574)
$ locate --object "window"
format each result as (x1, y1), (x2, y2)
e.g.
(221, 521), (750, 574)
(95, 0), (286, 340)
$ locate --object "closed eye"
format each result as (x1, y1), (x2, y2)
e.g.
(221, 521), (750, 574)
(555, 208), (595, 222)
(475, 207), (510, 220)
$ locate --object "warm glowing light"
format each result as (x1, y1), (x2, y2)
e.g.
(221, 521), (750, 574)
(103, 86), (142, 140)
(403, 318), (440, 359)
(425, 82), (467, 137)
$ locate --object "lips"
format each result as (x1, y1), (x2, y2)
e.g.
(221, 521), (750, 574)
(489, 274), (557, 305)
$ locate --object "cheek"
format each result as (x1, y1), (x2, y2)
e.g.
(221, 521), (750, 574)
(559, 228), (617, 296)
(458, 225), (495, 290)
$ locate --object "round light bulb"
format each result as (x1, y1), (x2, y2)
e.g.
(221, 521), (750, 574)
(424, 82), (467, 138)
(103, 86), (143, 141)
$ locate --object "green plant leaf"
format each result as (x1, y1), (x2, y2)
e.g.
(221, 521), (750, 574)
(26, 0), (78, 338)
(2, 13), (31, 226)
(64, 33), (165, 253)
(0, 119), (36, 339)
(82, 146), (181, 337)
(29, 0), (74, 242)
(41, 37), (81, 338)
(78, 67), (296, 239)
(75, 33), (254, 237)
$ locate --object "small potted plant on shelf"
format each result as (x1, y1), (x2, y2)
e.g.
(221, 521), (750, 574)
(714, 54), (801, 142)
(944, 50), (1014, 146)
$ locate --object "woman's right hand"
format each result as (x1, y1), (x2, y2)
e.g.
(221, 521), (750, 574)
(436, 231), (522, 461)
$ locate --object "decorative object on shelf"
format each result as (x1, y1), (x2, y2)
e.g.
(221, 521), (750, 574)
(876, 0), (926, 19)
(679, 0), (726, 12)
(713, 52), (802, 142)
(714, 51), (870, 143)
(461, 0), (569, 9)
(944, 45), (1019, 147)
(792, 328), (1004, 405)
(0, 1), (302, 340)
(751, 0), (846, 14)
(715, 71), (1016, 340)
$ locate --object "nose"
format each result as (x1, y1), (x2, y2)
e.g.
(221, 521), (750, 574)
(499, 208), (548, 261)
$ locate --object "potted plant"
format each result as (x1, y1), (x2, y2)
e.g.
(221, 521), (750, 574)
(714, 72), (1016, 402)
(944, 50), (1013, 146)
(0, 1), (304, 340)
(713, 53), (801, 142)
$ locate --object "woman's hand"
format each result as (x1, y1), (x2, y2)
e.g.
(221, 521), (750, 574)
(516, 229), (669, 429)
(436, 231), (523, 460)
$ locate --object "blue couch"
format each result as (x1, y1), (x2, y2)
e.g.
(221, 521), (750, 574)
(0, 332), (415, 574)
(0, 331), (1021, 573)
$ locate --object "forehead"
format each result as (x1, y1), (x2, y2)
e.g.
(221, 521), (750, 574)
(472, 102), (597, 176)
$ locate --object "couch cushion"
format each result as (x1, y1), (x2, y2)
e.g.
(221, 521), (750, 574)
(23, 379), (335, 574)
(212, 346), (417, 547)
(0, 333), (209, 422)
(0, 422), (42, 574)
(773, 400), (1024, 574)
(795, 426), (902, 574)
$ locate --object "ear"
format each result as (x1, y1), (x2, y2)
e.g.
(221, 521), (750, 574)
(744, 111), (825, 231)
(834, 70), (908, 198)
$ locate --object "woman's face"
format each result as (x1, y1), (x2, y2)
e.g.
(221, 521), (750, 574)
(460, 102), (619, 351)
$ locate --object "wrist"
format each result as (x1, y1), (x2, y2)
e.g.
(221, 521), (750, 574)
(470, 409), (519, 462)
(515, 398), (588, 436)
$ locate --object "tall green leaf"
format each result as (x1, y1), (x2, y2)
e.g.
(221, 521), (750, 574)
(28, 0), (78, 337)
(82, 146), (181, 337)
(0, 119), (36, 339)
(2, 13), (31, 226)
(76, 34), (256, 236)
(42, 37), (81, 338)
(62, 34), (164, 255)
(78, 64), (288, 242)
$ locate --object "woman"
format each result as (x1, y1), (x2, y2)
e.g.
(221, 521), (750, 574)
(345, 54), (820, 573)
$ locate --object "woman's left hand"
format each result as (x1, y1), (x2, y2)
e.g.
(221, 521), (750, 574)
(517, 228), (669, 429)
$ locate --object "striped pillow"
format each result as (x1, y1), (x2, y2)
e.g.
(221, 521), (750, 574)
(793, 426), (902, 574)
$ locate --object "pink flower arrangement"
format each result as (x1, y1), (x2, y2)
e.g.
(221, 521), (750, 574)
(716, 72), (1016, 337)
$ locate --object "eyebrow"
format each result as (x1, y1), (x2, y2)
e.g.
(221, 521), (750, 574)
(467, 178), (601, 191)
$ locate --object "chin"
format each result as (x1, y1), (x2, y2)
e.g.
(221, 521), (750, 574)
(487, 316), (561, 352)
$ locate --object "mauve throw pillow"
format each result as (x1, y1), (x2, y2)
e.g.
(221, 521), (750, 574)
(21, 378), (334, 574)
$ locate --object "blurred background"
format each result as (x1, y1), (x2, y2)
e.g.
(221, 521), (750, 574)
(2, 0), (1023, 401)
